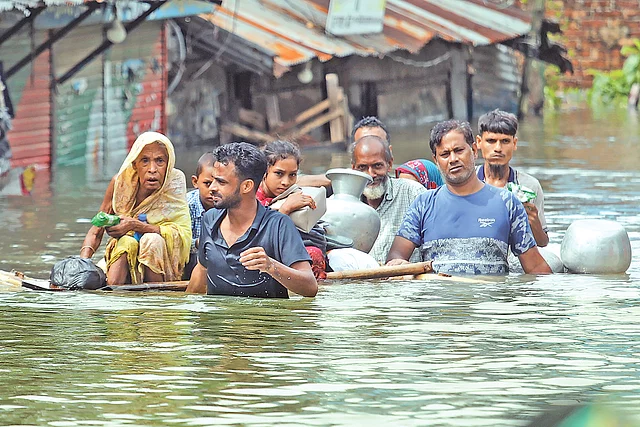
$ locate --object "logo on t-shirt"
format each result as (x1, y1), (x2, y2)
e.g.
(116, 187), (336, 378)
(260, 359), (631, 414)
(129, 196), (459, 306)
(478, 217), (496, 228)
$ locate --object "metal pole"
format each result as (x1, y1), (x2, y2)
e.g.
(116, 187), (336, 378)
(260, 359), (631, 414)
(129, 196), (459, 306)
(6, 3), (101, 79)
(0, 6), (46, 48)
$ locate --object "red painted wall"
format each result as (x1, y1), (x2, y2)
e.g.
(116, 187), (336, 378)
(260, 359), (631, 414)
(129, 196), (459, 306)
(6, 43), (52, 169)
(125, 23), (167, 149)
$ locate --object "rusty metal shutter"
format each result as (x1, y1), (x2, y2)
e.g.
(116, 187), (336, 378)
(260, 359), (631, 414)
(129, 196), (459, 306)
(53, 23), (105, 168)
(1, 27), (52, 168)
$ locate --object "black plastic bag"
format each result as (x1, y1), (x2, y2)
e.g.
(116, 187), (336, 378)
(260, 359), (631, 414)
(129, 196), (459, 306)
(50, 256), (106, 290)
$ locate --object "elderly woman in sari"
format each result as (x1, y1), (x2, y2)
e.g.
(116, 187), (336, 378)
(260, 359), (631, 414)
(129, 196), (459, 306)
(79, 132), (191, 286)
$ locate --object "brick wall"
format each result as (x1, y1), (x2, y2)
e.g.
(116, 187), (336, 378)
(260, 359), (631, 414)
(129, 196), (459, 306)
(539, 0), (640, 88)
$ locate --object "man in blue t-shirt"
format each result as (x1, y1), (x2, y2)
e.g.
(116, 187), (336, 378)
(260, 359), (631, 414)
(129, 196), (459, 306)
(186, 142), (318, 298)
(386, 120), (551, 275)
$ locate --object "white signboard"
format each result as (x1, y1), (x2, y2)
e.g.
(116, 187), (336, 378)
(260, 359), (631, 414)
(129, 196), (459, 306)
(326, 0), (386, 36)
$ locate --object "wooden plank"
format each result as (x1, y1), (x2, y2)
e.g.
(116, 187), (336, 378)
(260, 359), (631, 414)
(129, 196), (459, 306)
(4, 262), (494, 294)
(220, 122), (273, 144)
(325, 73), (345, 143)
(0, 270), (24, 288)
(108, 283), (188, 292)
(288, 108), (343, 139)
(275, 92), (344, 136)
(275, 98), (330, 134)
(238, 108), (266, 131)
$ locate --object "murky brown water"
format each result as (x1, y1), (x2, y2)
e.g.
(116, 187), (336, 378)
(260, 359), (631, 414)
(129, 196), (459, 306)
(0, 109), (639, 426)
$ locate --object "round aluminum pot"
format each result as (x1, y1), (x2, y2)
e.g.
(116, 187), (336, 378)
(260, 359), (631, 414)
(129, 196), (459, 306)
(538, 246), (565, 273)
(321, 168), (381, 253)
(560, 219), (631, 274)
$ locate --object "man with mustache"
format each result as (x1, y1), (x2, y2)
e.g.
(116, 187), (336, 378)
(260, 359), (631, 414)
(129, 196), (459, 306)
(186, 142), (318, 298)
(476, 109), (548, 247)
(350, 118), (426, 264)
(386, 120), (551, 275)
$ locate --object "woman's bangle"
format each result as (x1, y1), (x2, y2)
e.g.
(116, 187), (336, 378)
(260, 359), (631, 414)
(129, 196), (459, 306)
(81, 245), (95, 255)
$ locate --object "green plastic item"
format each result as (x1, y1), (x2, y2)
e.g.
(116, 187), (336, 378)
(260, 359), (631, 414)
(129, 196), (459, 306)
(506, 182), (537, 204)
(91, 212), (121, 227)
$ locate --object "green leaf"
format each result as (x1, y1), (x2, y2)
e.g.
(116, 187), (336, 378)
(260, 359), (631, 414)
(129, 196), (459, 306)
(622, 55), (640, 79)
(621, 46), (638, 57)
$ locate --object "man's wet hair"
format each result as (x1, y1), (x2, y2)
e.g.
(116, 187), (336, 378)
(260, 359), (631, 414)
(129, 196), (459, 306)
(429, 120), (474, 155)
(263, 140), (301, 167)
(349, 135), (393, 164)
(195, 152), (215, 177)
(351, 116), (390, 143)
(213, 142), (267, 189)
(478, 109), (518, 136)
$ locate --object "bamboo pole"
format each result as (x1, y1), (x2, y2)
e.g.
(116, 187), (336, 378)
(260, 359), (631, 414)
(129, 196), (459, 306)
(325, 262), (432, 280)
(108, 262), (433, 291)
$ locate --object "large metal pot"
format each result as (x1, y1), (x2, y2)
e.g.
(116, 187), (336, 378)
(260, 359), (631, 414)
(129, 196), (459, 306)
(321, 168), (381, 253)
(561, 219), (631, 274)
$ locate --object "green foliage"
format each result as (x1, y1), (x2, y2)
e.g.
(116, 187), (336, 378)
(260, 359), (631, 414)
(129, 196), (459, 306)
(588, 39), (640, 106)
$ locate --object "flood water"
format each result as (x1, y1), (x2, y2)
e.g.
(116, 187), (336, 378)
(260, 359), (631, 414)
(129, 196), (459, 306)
(0, 109), (639, 426)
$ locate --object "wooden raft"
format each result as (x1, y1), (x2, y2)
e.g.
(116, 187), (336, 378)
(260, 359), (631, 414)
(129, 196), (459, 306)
(2, 262), (434, 292)
(2, 261), (491, 292)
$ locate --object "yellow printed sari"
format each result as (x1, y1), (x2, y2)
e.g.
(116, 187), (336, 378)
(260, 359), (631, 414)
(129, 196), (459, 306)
(105, 132), (191, 284)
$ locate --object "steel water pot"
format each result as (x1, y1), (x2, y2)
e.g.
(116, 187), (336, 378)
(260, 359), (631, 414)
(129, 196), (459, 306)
(561, 219), (631, 274)
(321, 168), (381, 253)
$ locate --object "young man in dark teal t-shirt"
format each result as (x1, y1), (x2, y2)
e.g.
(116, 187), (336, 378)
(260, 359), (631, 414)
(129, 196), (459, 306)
(186, 142), (317, 298)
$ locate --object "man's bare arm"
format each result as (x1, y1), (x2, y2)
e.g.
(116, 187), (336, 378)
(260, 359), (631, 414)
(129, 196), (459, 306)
(186, 263), (207, 294)
(523, 202), (549, 247)
(80, 177), (115, 258)
(518, 246), (552, 274)
(240, 247), (318, 297)
(386, 236), (417, 266)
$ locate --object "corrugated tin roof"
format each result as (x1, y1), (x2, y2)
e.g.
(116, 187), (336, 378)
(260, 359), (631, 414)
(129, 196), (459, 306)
(203, 0), (531, 76)
(0, 1), (96, 12)
(0, 0), (217, 13)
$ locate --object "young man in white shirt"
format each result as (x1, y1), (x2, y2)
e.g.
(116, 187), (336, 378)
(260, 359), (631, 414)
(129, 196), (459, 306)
(475, 109), (549, 247)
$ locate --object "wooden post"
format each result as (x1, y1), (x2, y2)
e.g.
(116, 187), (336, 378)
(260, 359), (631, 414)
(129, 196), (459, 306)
(448, 47), (469, 121)
(326, 73), (345, 143)
(338, 87), (353, 141)
(264, 94), (282, 130)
